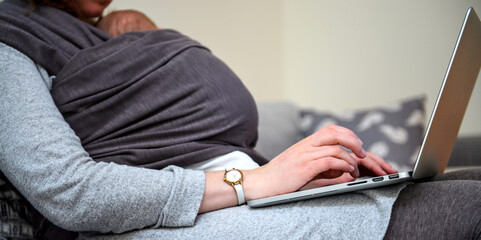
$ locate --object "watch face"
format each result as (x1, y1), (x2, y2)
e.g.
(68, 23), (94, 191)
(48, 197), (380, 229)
(226, 170), (242, 182)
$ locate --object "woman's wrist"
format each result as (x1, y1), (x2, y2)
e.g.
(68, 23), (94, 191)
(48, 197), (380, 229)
(198, 160), (316, 212)
(198, 167), (271, 213)
(242, 167), (272, 201)
(199, 171), (237, 213)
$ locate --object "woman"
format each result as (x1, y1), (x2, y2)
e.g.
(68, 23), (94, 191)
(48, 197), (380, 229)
(0, 0), (479, 239)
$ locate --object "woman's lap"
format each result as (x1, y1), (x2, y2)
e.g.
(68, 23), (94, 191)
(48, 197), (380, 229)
(384, 167), (481, 240)
(431, 167), (481, 181)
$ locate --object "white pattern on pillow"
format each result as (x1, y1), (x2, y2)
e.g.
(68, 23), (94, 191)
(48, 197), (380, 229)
(379, 125), (408, 144)
(357, 111), (385, 132)
(315, 118), (338, 131)
(406, 109), (425, 127)
(368, 141), (390, 158)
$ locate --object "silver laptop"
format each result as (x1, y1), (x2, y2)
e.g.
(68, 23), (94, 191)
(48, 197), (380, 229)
(248, 7), (481, 208)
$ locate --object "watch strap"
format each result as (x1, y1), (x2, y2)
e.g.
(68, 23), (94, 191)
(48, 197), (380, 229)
(233, 183), (246, 205)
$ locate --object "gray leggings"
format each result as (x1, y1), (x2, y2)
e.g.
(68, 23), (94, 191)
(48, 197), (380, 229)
(384, 168), (481, 240)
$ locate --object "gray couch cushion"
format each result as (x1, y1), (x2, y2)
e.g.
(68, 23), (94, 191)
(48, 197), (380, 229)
(255, 102), (304, 161)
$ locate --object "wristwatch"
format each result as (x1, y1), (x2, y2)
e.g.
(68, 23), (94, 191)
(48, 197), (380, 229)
(224, 168), (246, 205)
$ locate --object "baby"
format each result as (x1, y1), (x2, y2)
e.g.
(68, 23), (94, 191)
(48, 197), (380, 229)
(97, 10), (158, 37)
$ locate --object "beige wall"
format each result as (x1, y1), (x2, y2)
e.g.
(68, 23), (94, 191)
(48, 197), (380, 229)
(282, 0), (481, 136)
(107, 0), (481, 136)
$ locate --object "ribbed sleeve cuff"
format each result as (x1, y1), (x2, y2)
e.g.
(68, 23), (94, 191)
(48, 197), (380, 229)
(156, 166), (205, 227)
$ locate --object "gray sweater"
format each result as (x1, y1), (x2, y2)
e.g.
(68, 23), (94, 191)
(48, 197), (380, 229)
(0, 42), (405, 239)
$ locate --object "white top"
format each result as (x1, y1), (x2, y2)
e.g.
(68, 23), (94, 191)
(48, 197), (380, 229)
(184, 150), (259, 172)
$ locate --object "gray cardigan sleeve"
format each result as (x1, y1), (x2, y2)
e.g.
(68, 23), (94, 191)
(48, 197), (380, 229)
(0, 42), (205, 233)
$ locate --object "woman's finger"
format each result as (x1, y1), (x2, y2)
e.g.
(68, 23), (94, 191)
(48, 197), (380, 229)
(309, 156), (358, 178)
(350, 152), (385, 176)
(319, 145), (359, 178)
(310, 124), (366, 159)
(350, 152), (397, 176)
(366, 152), (398, 174)
(306, 145), (359, 176)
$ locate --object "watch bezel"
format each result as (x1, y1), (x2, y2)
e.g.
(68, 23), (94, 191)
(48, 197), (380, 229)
(224, 168), (243, 185)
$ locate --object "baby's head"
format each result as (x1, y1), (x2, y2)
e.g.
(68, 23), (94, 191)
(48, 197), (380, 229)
(97, 10), (158, 37)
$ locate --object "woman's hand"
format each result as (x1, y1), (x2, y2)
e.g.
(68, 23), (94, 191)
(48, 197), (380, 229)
(297, 152), (398, 191)
(199, 124), (398, 213)
(243, 124), (368, 201)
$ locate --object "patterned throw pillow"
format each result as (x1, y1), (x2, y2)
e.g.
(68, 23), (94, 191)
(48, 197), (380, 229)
(299, 96), (426, 171)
